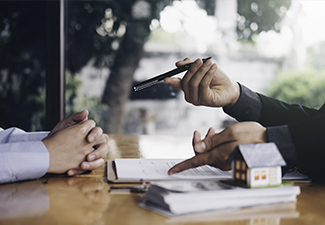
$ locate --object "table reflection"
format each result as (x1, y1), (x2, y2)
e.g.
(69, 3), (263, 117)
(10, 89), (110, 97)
(164, 202), (299, 224)
(0, 177), (110, 225)
(0, 180), (48, 219)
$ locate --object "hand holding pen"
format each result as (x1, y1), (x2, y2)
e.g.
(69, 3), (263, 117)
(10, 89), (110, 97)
(164, 57), (241, 108)
(133, 57), (212, 92)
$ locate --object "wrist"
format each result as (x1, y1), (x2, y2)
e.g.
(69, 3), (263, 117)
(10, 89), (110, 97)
(42, 138), (56, 174)
(225, 81), (240, 109)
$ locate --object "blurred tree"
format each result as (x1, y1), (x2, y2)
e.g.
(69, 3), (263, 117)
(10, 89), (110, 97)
(237, 0), (291, 41)
(0, 0), (293, 133)
(66, 0), (174, 133)
(98, 0), (292, 133)
(268, 70), (325, 109)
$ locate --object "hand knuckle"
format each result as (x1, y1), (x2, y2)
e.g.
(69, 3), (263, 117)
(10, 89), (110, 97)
(180, 79), (186, 86)
(199, 82), (205, 89)
(90, 120), (96, 126)
(188, 81), (196, 89)
(104, 134), (109, 142)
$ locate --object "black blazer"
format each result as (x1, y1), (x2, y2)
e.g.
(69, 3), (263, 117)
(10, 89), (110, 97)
(258, 94), (325, 180)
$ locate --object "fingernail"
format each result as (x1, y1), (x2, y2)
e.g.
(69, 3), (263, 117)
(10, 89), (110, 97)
(69, 171), (74, 176)
(203, 60), (212, 67)
(88, 192), (95, 200)
(164, 77), (171, 83)
(210, 63), (217, 70)
(194, 59), (200, 66)
(168, 171), (176, 175)
(89, 135), (94, 142)
(195, 141), (206, 152)
(89, 154), (95, 161)
(83, 163), (90, 169)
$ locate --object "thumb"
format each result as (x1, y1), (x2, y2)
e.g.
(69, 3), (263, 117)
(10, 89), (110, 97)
(192, 130), (201, 148)
(164, 77), (182, 90)
(193, 127), (216, 153)
(72, 110), (89, 123)
(194, 132), (223, 153)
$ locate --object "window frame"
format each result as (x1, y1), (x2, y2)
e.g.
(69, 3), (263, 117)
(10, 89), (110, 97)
(45, 0), (65, 130)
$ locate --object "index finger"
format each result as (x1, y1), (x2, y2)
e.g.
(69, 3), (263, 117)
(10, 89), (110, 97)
(87, 126), (104, 143)
(78, 120), (96, 135)
(175, 57), (194, 67)
(168, 153), (210, 175)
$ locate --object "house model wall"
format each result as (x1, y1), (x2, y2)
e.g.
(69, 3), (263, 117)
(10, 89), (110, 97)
(228, 143), (286, 188)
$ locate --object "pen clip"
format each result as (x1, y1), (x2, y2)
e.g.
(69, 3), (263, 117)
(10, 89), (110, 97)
(134, 80), (158, 92)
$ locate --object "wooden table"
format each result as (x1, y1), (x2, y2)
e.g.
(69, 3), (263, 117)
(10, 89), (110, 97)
(0, 134), (324, 225)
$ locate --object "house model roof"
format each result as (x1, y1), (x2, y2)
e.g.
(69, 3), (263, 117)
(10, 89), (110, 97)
(227, 143), (286, 168)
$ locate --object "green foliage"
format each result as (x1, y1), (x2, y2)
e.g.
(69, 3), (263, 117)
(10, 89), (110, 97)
(65, 71), (109, 129)
(1, 0), (179, 132)
(237, 0), (291, 41)
(306, 41), (325, 71)
(147, 27), (176, 44)
(5, 0), (289, 131)
(268, 70), (325, 109)
(66, 0), (174, 73)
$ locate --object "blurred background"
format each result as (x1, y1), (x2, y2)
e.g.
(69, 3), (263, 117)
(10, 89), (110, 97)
(1, 0), (325, 136)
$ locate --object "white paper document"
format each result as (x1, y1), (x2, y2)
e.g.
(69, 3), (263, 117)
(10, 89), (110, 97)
(142, 180), (301, 216)
(114, 158), (232, 181)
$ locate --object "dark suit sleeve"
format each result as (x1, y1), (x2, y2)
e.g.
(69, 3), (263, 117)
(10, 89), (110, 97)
(225, 83), (325, 180)
(258, 94), (321, 126)
(258, 93), (325, 179)
(254, 89), (325, 180)
(287, 114), (325, 180)
(225, 83), (323, 126)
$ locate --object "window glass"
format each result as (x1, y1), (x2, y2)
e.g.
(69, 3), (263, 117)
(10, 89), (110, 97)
(0, 1), (46, 131)
(254, 171), (260, 180)
(65, 0), (325, 135)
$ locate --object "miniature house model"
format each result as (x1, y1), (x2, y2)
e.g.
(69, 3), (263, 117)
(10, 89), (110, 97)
(227, 143), (286, 187)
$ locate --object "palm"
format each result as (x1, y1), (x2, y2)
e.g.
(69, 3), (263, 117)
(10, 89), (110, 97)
(207, 81), (236, 107)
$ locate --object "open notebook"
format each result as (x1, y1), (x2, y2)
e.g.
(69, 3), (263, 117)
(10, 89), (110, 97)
(107, 158), (232, 183)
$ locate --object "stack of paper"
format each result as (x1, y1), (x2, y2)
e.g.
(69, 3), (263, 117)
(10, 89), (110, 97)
(141, 180), (300, 216)
(164, 202), (299, 222)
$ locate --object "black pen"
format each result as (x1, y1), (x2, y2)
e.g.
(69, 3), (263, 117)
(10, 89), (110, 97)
(109, 185), (148, 194)
(133, 57), (212, 92)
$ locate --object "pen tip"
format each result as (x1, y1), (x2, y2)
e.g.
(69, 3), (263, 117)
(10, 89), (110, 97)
(202, 56), (212, 62)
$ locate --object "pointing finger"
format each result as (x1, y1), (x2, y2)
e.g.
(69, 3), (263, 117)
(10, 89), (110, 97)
(168, 154), (210, 175)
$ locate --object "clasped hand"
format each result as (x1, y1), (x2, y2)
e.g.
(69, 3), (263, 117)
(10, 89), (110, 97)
(42, 110), (109, 175)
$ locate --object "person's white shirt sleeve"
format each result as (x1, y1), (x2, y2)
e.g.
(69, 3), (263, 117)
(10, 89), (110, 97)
(0, 127), (50, 184)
